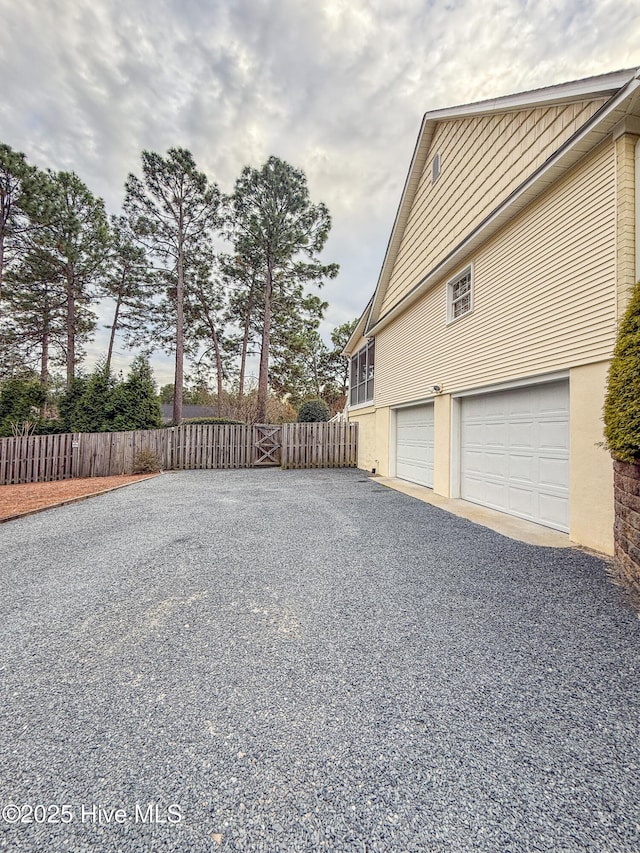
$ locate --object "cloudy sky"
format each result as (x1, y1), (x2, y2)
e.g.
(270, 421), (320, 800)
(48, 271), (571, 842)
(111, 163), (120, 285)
(1, 0), (639, 385)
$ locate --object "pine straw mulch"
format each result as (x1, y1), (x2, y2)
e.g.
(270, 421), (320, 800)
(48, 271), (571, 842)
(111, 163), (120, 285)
(0, 474), (159, 522)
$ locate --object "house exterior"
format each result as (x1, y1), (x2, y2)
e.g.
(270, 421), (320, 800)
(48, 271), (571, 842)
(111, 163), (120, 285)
(159, 404), (237, 423)
(345, 68), (640, 555)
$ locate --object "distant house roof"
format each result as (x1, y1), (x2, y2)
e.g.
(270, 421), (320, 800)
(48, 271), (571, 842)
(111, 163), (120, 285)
(160, 404), (218, 423)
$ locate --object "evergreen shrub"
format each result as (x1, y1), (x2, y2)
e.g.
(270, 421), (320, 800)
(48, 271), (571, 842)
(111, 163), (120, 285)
(0, 377), (47, 437)
(297, 399), (330, 423)
(604, 280), (640, 462)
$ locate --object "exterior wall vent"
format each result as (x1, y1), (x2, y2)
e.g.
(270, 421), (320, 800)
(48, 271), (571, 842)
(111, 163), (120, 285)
(432, 152), (441, 183)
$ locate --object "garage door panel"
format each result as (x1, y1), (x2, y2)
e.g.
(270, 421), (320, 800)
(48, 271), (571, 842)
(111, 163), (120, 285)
(464, 475), (506, 506)
(509, 421), (535, 449)
(483, 480), (510, 507)
(508, 485), (536, 517)
(397, 461), (433, 483)
(398, 424), (433, 440)
(461, 381), (569, 532)
(398, 444), (432, 464)
(461, 421), (485, 445)
(539, 457), (569, 489)
(462, 447), (491, 474)
(539, 419), (569, 451)
(485, 423), (509, 446)
(485, 451), (508, 478)
(538, 382), (569, 412)
(509, 454), (535, 483)
(509, 398), (535, 416)
(398, 419), (434, 435)
(396, 405), (434, 489)
(539, 493), (569, 529)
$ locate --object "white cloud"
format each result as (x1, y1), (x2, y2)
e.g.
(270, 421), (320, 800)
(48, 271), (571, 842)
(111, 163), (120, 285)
(1, 0), (639, 384)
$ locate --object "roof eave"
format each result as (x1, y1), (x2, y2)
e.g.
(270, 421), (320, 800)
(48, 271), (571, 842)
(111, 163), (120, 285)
(342, 298), (373, 356)
(422, 68), (639, 122)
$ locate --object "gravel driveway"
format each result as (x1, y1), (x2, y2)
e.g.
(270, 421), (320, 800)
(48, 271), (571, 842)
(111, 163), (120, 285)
(1, 468), (639, 852)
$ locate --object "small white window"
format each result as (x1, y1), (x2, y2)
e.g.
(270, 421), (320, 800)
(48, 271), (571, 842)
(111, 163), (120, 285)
(432, 153), (441, 183)
(447, 266), (473, 322)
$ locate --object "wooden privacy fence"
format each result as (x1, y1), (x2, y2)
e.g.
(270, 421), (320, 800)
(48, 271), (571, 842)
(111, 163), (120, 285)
(0, 422), (358, 486)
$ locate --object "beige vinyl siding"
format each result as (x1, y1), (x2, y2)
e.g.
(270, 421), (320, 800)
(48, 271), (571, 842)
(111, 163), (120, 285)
(375, 141), (616, 406)
(380, 98), (608, 317)
(615, 132), (638, 316)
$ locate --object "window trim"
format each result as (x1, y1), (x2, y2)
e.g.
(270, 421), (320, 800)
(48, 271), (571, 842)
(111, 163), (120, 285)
(446, 264), (474, 324)
(349, 339), (375, 407)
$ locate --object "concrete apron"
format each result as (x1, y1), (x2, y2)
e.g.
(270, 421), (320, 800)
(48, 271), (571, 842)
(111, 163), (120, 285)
(374, 476), (574, 549)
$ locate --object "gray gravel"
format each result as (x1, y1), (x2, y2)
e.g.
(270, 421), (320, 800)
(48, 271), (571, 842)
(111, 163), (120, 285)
(1, 468), (639, 852)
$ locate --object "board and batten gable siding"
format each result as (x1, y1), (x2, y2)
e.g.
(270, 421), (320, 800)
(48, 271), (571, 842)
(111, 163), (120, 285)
(375, 139), (617, 407)
(380, 98), (609, 318)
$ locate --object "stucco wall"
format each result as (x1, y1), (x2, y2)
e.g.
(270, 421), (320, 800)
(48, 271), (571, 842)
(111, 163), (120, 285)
(348, 407), (392, 474)
(348, 407), (376, 472)
(433, 394), (451, 498)
(569, 361), (614, 554)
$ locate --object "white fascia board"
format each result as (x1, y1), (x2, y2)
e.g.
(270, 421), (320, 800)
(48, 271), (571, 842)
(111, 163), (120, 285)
(366, 74), (640, 337)
(342, 300), (372, 356)
(424, 68), (639, 122)
(367, 115), (432, 329)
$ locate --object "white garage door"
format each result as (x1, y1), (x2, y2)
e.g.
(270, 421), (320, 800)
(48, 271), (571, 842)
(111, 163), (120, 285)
(396, 404), (434, 488)
(460, 381), (569, 531)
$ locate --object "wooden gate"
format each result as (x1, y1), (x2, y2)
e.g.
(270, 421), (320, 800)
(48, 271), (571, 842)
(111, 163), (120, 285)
(252, 424), (281, 466)
(0, 422), (358, 484)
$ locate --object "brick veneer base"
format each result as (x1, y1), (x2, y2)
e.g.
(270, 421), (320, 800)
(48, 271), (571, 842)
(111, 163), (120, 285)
(613, 459), (640, 599)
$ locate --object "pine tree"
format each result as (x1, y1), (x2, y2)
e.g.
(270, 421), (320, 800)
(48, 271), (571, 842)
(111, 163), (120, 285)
(124, 148), (221, 424)
(25, 171), (111, 386)
(102, 215), (154, 374)
(0, 143), (37, 310)
(226, 156), (338, 422)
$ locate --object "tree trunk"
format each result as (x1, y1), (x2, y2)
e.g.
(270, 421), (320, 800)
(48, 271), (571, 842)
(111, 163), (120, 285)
(40, 328), (49, 388)
(212, 329), (223, 417)
(0, 234), (4, 315)
(40, 281), (50, 413)
(197, 290), (225, 418)
(256, 267), (272, 423)
(65, 265), (75, 388)
(106, 290), (123, 375)
(173, 241), (184, 425)
(238, 288), (255, 403)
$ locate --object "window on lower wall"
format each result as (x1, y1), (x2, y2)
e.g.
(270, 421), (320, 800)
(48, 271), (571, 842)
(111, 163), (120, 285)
(350, 340), (374, 406)
(447, 265), (473, 322)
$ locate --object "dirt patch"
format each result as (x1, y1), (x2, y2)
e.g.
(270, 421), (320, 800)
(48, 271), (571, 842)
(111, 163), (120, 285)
(0, 474), (159, 522)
